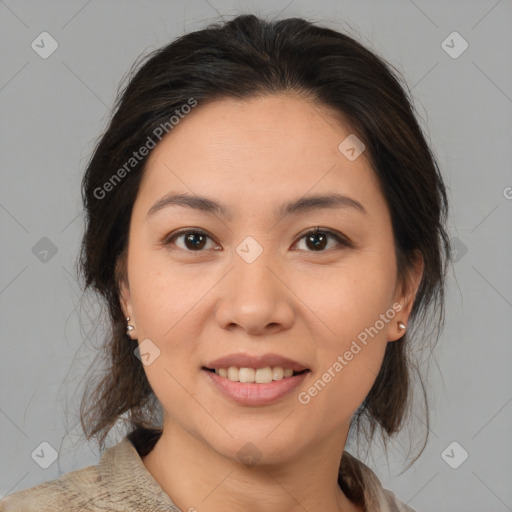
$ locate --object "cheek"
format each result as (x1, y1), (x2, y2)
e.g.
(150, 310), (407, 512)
(296, 253), (395, 414)
(128, 243), (200, 336)
(297, 255), (396, 344)
(126, 254), (203, 401)
(129, 264), (201, 412)
(299, 301), (390, 428)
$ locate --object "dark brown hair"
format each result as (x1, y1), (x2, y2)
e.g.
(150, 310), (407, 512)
(77, 14), (451, 470)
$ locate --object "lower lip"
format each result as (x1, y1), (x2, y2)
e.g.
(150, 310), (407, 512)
(202, 369), (310, 406)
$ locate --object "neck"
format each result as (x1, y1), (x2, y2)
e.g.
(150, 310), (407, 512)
(141, 418), (362, 512)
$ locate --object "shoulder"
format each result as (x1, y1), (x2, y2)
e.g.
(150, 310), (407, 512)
(0, 438), (134, 512)
(0, 463), (102, 511)
(0, 433), (180, 512)
(382, 488), (417, 512)
(339, 450), (418, 512)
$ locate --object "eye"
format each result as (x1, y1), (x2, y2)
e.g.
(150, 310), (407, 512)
(163, 229), (218, 251)
(163, 227), (352, 253)
(294, 227), (352, 252)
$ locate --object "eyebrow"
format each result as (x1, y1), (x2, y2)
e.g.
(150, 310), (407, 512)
(146, 192), (368, 219)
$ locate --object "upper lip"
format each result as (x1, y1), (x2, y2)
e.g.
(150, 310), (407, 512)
(204, 353), (310, 372)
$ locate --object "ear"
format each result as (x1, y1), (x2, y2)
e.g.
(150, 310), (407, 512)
(116, 254), (137, 338)
(119, 278), (133, 319)
(388, 249), (424, 342)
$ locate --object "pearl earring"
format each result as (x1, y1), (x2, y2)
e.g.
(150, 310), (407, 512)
(126, 316), (134, 335)
(397, 321), (406, 331)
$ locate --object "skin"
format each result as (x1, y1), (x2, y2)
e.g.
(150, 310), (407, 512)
(119, 93), (423, 512)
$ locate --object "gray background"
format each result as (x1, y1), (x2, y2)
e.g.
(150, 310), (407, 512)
(1, 1), (511, 511)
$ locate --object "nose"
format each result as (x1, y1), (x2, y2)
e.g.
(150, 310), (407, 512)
(214, 250), (295, 336)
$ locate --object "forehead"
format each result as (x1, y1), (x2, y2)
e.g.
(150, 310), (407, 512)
(149, 93), (358, 161)
(137, 94), (385, 219)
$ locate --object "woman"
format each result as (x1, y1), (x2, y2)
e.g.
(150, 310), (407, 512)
(0, 14), (450, 512)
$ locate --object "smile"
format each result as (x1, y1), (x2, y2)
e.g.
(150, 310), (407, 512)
(202, 367), (310, 405)
(205, 366), (307, 383)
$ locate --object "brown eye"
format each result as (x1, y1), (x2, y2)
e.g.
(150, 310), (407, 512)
(163, 227), (351, 253)
(164, 229), (216, 251)
(295, 228), (351, 252)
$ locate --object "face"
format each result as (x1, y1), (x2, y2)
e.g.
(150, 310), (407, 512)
(119, 93), (422, 465)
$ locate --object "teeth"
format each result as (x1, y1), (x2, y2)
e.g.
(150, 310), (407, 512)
(239, 367), (255, 383)
(227, 367), (239, 381)
(272, 367), (284, 380)
(214, 366), (299, 383)
(255, 367), (273, 383)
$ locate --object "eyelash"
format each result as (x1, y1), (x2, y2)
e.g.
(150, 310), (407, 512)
(162, 227), (353, 254)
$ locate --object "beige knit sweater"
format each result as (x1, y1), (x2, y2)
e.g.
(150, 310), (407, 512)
(0, 429), (416, 511)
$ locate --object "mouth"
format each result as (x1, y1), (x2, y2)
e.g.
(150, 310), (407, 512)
(202, 366), (310, 384)
(204, 352), (310, 378)
(201, 367), (310, 407)
(201, 353), (311, 404)
(202, 366), (311, 405)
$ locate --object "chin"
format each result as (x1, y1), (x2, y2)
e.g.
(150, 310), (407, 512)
(205, 424), (305, 467)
